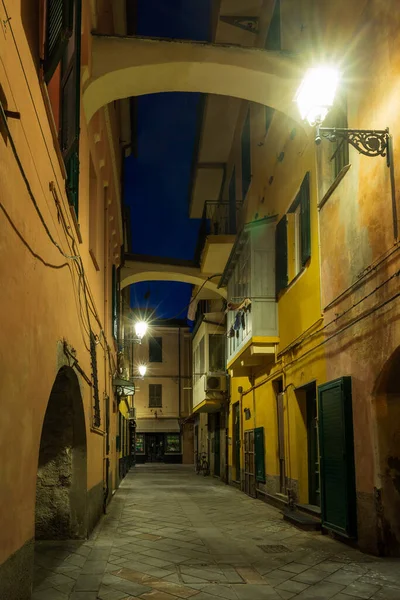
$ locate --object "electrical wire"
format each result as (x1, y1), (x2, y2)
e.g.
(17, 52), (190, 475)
(157, 273), (223, 322)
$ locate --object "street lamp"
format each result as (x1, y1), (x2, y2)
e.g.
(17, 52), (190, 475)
(134, 320), (148, 340)
(295, 66), (391, 164)
(138, 364), (147, 377)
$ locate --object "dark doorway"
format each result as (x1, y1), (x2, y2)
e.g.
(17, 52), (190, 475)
(375, 349), (400, 555)
(214, 413), (221, 477)
(147, 433), (165, 462)
(35, 367), (87, 540)
(233, 402), (241, 482)
(306, 384), (320, 507)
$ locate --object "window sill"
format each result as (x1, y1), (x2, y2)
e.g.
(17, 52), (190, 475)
(318, 164), (351, 210)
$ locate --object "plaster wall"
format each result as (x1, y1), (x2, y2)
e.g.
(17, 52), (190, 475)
(0, 0), (123, 590)
(318, 0), (400, 554)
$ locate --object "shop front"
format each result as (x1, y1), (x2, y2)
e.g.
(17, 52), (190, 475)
(135, 419), (182, 464)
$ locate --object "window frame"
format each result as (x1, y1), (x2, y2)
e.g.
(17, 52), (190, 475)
(149, 337), (163, 363)
(149, 384), (162, 408)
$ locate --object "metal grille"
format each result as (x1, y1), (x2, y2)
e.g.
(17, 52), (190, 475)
(90, 331), (100, 427)
(47, 0), (63, 56)
(258, 544), (290, 554)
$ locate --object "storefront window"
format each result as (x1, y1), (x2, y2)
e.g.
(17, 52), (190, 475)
(165, 434), (181, 453)
(135, 433), (145, 454)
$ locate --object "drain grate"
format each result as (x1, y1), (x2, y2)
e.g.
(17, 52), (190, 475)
(258, 544), (291, 554)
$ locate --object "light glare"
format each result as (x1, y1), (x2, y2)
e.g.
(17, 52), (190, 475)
(134, 320), (148, 339)
(295, 67), (340, 126)
(138, 364), (147, 377)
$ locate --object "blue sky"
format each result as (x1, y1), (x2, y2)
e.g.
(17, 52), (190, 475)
(124, 0), (211, 319)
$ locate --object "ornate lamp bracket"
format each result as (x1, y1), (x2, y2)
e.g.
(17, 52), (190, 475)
(315, 125), (390, 166)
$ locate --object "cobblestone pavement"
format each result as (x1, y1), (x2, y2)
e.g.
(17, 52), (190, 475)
(33, 465), (400, 600)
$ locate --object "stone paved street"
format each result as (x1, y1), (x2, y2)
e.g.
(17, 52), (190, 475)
(33, 465), (400, 600)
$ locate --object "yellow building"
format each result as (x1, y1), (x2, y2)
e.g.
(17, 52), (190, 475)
(189, 0), (327, 522)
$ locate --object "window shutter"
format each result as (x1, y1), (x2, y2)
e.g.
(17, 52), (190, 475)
(254, 427), (265, 482)
(112, 266), (118, 340)
(275, 215), (288, 296)
(241, 111), (251, 202)
(44, 0), (74, 83)
(65, 148), (79, 213)
(318, 377), (357, 538)
(300, 172), (311, 266)
(60, 0), (82, 215)
(265, 0), (281, 51)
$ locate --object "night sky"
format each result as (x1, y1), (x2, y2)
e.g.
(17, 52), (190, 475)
(124, 0), (212, 320)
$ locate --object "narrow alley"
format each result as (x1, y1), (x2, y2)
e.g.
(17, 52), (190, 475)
(33, 466), (400, 600)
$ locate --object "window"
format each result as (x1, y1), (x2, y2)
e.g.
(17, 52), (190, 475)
(265, 0), (281, 51)
(228, 167), (237, 234)
(90, 330), (100, 428)
(194, 335), (205, 383)
(135, 433), (145, 454)
(111, 266), (119, 340)
(89, 157), (99, 270)
(209, 335), (225, 372)
(275, 216), (288, 296)
(149, 384), (162, 408)
(241, 110), (251, 202)
(149, 337), (162, 363)
(277, 172), (311, 290)
(165, 434), (181, 454)
(43, 0), (81, 215)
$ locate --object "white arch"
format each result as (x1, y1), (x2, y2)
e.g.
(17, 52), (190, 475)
(121, 270), (227, 299)
(83, 35), (304, 124)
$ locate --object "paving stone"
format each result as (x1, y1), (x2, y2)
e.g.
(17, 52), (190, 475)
(342, 581), (381, 598)
(75, 573), (104, 591)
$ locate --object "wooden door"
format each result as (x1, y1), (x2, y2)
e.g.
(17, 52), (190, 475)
(244, 430), (256, 497)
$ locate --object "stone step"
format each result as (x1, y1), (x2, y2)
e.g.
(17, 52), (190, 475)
(283, 509), (322, 532)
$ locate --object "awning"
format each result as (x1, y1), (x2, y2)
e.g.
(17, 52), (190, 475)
(136, 418), (180, 433)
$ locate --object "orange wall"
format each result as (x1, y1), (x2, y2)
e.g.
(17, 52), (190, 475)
(0, 0), (122, 566)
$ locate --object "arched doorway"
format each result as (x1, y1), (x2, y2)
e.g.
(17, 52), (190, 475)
(375, 348), (400, 555)
(35, 366), (87, 540)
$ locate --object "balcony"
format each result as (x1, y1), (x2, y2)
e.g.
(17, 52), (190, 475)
(192, 315), (228, 413)
(195, 201), (240, 274)
(220, 216), (279, 374)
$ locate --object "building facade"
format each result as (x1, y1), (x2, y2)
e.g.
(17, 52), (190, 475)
(131, 322), (194, 465)
(190, 0), (400, 557)
(0, 0), (130, 596)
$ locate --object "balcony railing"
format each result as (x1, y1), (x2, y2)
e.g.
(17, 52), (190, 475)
(194, 201), (240, 265)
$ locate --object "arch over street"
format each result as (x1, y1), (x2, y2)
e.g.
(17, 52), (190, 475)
(121, 254), (227, 299)
(83, 35), (305, 124)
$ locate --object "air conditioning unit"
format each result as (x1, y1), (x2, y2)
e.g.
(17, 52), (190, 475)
(205, 374), (227, 393)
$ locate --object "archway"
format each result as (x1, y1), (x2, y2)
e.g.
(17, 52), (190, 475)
(35, 366), (87, 540)
(374, 348), (400, 555)
(83, 35), (304, 125)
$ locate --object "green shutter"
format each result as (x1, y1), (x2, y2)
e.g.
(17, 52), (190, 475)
(300, 172), (311, 266)
(112, 266), (118, 340)
(65, 148), (79, 214)
(318, 377), (357, 538)
(275, 215), (288, 296)
(44, 0), (74, 83)
(241, 110), (251, 202)
(255, 427), (265, 482)
(61, 0), (82, 215)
